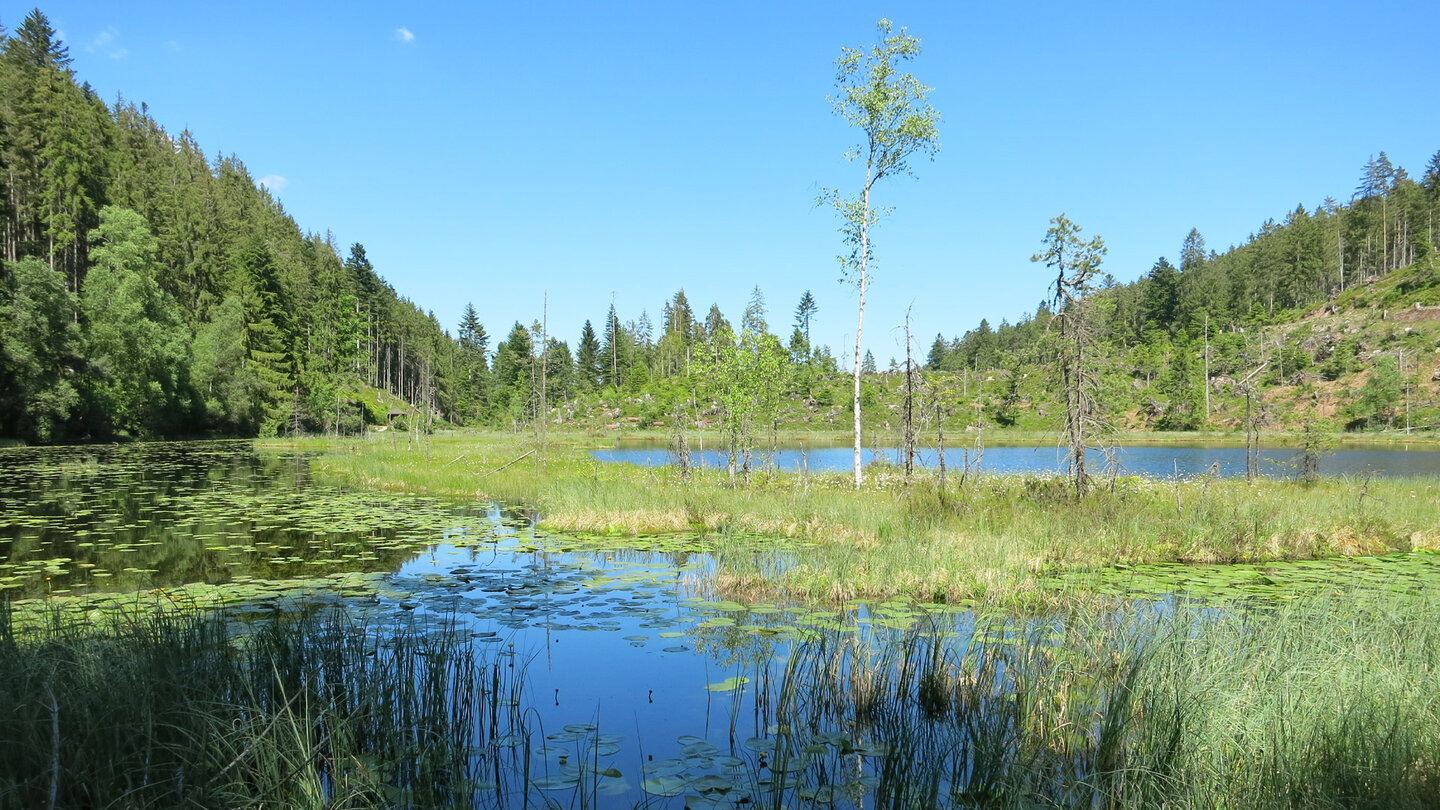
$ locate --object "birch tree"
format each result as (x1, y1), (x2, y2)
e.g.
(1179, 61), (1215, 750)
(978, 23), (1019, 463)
(822, 19), (939, 488)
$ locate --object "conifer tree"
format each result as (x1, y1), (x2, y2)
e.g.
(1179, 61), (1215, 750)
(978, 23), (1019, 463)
(456, 302), (489, 424)
(599, 304), (626, 389)
(927, 333), (947, 370)
(702, 304), (730, 346)
(575, 319), (600, 391)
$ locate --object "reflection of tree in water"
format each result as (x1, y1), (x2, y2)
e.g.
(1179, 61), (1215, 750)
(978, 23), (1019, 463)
(687, 615), (787, 671)
(0, 441), (486, 598)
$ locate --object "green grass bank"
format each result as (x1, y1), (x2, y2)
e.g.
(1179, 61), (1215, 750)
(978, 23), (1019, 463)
(287, 430), (1440, 604)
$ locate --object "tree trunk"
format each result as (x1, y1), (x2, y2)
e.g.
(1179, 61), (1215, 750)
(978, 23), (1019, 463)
(851, 175), (872, 488)
(903, 311), (915, 484)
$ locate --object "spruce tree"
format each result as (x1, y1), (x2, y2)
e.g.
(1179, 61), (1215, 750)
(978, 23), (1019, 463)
(575, 319), (600, 391)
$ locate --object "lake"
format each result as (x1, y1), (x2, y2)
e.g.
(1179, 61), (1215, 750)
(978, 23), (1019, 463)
(0, 441), (980, 805)
(3, 440), (1438, 807)
(591, 441), (1440, 478)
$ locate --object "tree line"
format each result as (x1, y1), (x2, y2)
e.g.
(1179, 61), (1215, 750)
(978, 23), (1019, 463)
(5, 9), (1436, 459)
(931, 151), (1440, 435)
(0, 9), (854, 448)
(0, 10), (456, 443)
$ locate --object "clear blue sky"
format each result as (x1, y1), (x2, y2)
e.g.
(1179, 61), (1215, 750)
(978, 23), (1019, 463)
(19, 1), (1440, 366)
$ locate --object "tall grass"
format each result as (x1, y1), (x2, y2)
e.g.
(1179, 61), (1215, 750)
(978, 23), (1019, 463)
(4, 587), (1435, 807)
(756, 594), (1440, 808)
(0, 601), (527, 809)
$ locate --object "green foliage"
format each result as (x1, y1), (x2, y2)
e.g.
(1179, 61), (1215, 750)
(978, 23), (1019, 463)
(1156, 337), (1204, 430)
(453, 302), (490, 424)
(697, 322), (793, 482)
(1319, 335), (1359, 381)
(823, 18), (940, 486)
(1032, 214), (1108, 496)
(81, 206), (193, 437)
(192, 293), (267, 434)
(1297, 420), (1336, 483)
(0, 257), (80, 441)
(792, 289), (818, 363)
(1352, 355), (1402, 430)
(1, 16), (1437, 447)
(0, 24), (462, 442)
(987, 369), (1023, 427)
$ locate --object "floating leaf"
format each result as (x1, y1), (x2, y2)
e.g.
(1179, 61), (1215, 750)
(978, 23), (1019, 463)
(705, 676), (750, 693)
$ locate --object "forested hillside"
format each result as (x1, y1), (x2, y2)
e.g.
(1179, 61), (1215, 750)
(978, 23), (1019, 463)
(928, 151), (1440, 435)
(4, 8), (1438, 448)
(0, 11), (456, 443)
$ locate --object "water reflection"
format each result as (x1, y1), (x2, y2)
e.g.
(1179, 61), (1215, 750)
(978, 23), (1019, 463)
(593, 442), (1440, 478)
(4, 441), (1439, 807)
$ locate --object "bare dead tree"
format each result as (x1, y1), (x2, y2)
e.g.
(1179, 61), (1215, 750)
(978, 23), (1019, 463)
(1031, 215), (1108, 498)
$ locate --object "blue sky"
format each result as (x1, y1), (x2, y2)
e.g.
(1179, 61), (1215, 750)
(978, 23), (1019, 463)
(19, 1), (1440, 365)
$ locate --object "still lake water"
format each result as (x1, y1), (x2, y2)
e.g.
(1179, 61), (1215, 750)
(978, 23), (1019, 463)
(0, 441), (977, 805)
(3, 440), (1438, 806)
(592, 442), (1440, 478)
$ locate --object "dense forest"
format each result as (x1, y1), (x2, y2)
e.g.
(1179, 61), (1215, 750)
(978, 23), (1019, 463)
(0, 11), (461, 443)
(0, 10), (840, 445)
(3, 9), (1439, 447)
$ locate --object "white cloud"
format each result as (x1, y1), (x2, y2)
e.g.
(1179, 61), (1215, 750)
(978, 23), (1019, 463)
(395, 26), (414, 42)
(87, 27), (127, 59)
(258, 175), (288, 192)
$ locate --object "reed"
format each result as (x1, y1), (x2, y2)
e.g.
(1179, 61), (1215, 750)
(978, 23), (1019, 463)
(751, 594), (1440, 808)
(0, 601), (525, 809)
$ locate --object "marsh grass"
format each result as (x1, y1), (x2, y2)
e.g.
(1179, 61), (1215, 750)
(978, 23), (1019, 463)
(0, 601), (527, 809)
(4, 582), (1436, 808)
(289, 432), (1440, 604)
(757, 595), (1440, 809)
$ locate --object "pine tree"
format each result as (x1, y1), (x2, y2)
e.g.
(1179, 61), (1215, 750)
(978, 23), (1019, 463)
(1032, 214), (1107, 497)
(926, 333), (947, 369)
(599, 304), (626, 389)
(544, 338), (574, 402)
(234, 237), (295, 434)
(492, 321), (534, 426)
(792, 290), (818, 363)
(702, 304), (731, 345)
(657, 289), (697, 377)
(575, 319), (600, 391)
(1140, 257), (1181, 331)
(1180, 228), (1207, 274)
(456, 302), (489, 423)
(742, 286), (767, 335)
